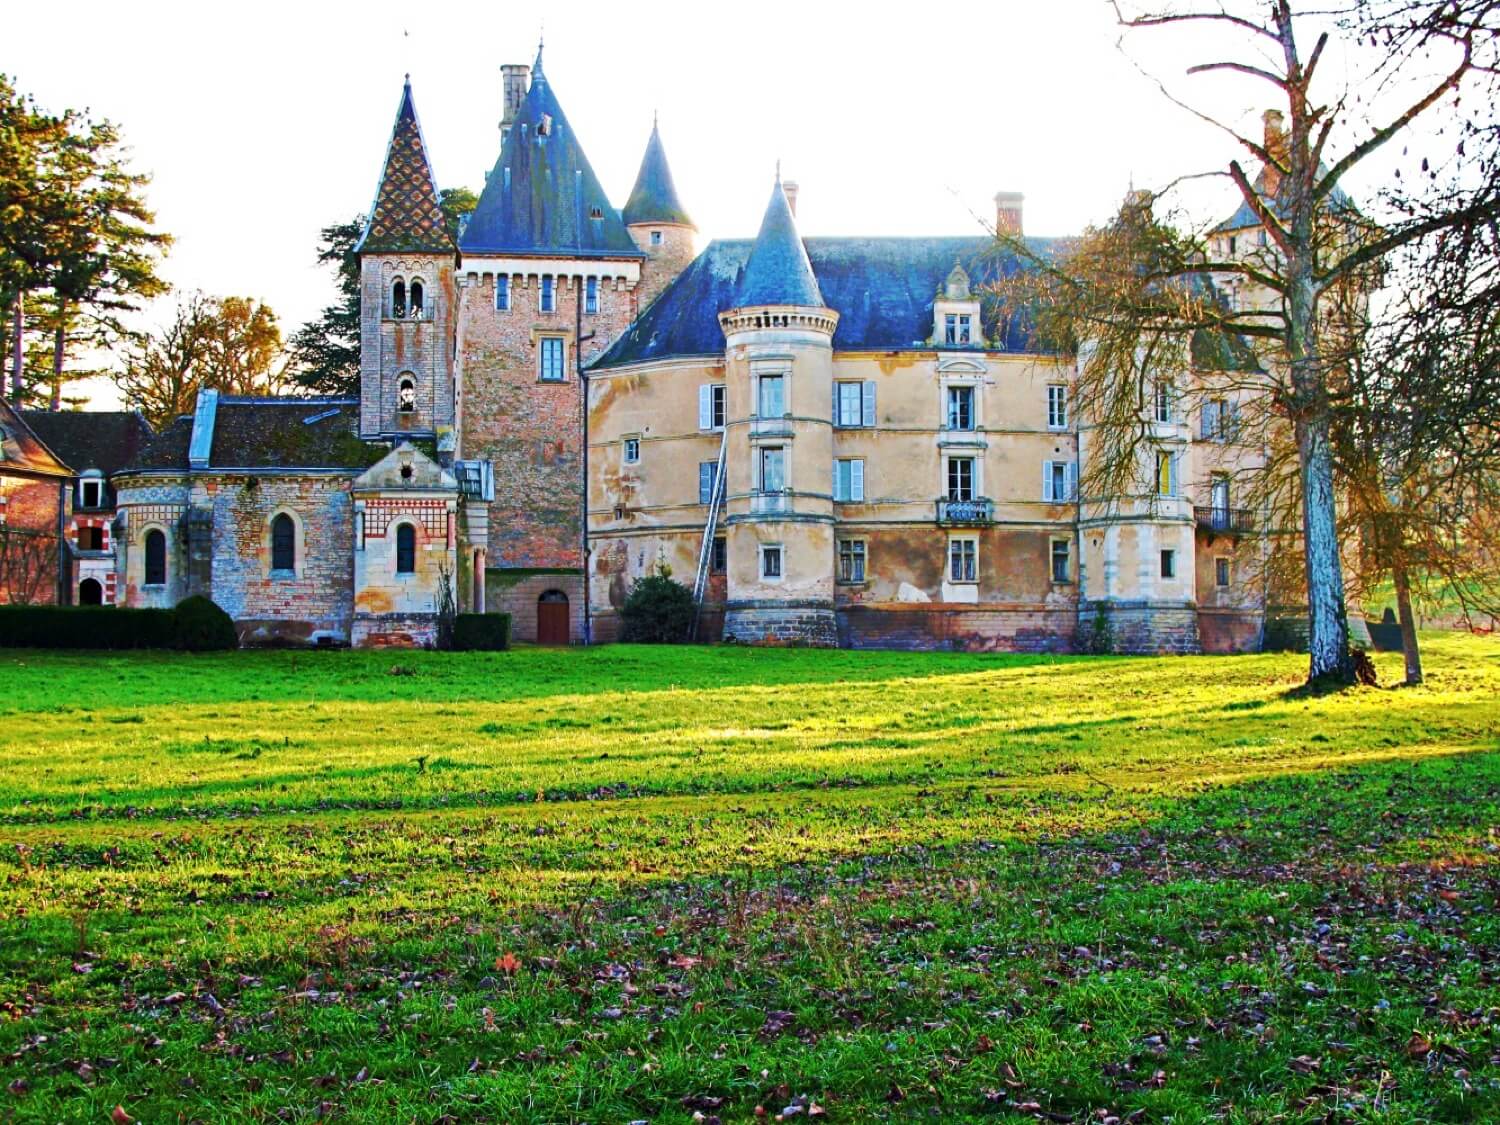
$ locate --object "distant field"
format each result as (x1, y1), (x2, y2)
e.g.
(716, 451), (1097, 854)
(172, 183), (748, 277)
(1, 636), (1497, 1122)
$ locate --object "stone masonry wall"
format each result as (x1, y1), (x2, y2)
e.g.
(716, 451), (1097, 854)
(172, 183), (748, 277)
(838, 603), (1078, 653)
(487, 571), (585, 644)
(1087, 601), (1202, 655)
(206, 474), (355, 645)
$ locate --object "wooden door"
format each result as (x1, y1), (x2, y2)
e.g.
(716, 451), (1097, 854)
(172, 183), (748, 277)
(536, 591), (569, 645)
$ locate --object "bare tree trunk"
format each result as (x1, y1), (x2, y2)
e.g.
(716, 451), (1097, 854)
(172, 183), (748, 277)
(9, 290), (22, 404)
(50, 307), (65, 411)
(1297, 413), (1354, 682)
(1391, 552), (1423, 685)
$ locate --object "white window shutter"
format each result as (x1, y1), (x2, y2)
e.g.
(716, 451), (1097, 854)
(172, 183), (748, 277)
(1065, 462), (1078, 501)
(862, 381), (876, 427)
(1042, 461), (1054, 502)
(698, 385), (712, 430)
(851, 459), (865, 502)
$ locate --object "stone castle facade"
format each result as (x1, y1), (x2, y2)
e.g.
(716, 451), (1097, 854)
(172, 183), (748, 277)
(1, 50), (1295, 652)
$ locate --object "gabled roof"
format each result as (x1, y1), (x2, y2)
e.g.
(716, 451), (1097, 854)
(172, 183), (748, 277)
(459, 49), (644, 259)
(353, 441), (456, 493)
(0, 399), (70, 478)
(120, 398), (379, 473)
(355, 78), (455, 255)
(622, 119), (693, 228)
(592, 235), (1066, 369)
(19, 410), (153, 476)
(735, 177), (825, 309)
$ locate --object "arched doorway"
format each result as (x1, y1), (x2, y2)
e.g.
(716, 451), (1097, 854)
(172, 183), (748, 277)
(78, 578), (103, 605)
(537, 589), (569, 645)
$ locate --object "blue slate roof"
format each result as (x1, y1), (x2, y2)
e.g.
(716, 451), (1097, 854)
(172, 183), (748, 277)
(591, 235), (1067, 369)
(622, 120), (692, 228)
(459, 50), (643, 259)
(1213, 165), (1357, 233)
(735, 179), (825, 308)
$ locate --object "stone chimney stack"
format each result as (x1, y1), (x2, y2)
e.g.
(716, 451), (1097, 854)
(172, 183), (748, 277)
(500, 64), (530, 143)
(1261, 109), (1287, 195)
(994, 191), (1024, 237)
(782, 180), (799, 218)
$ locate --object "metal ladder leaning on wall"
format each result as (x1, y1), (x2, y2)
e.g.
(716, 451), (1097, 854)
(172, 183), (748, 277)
(689, 429), (729, 641)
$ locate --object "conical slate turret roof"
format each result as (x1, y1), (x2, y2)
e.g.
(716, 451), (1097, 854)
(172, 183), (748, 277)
(355, 78), (455, 255)
(622, 119), (693, 228)
(460, 47), (643, 259)
(735, 175), (824, 308)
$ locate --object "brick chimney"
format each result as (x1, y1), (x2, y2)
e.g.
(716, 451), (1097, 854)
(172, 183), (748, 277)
(500, 64), (529, 143)
(1261, 109), (1287, 196)
(782, 180), (799, 218)
(994, 191), (1024, 237)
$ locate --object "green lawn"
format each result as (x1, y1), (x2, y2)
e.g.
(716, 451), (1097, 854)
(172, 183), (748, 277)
(1, 636), (1498, 1122)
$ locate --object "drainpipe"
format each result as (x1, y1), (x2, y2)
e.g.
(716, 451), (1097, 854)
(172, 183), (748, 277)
(577, 277), (591, 645)
(56, 479), (70, 605)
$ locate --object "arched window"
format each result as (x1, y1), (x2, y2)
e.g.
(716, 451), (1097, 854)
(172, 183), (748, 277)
(391, 279), (406, 318)
(408, 279), (425, 318)
(398, 377), (417, 413)
(395, 522), (416, 574)
(78, 578), (103, 605)
(144, 529), (166, 586)
(271, 513), (296, 573)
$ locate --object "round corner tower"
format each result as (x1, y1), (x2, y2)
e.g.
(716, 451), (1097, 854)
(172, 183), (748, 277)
(718, 175), (840, 647)
(622, 118), (697, 310)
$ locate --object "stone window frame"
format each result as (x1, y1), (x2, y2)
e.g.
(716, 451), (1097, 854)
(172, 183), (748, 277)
(1047, 383), (1070, 431)
(1160, 548), (1177, 580)
(710, 535), (727, 575)
(539, 275), (556, 314)
(837, 538), (867, 585)
(585, 276), (599, 315)
(392, 519), (421, 578)
(757, 445), (787, 494)
(390, 277), (407, 319)
(947, 535), (979, 584)
(407, 276), (427, 319)
(650, 230), (664, 246)
(1050, 537), (1072, 585)
(943, 382), (977, 432)
(759, 542), (784, 582)
(396, 373), (419, 414)
(494, 274), (511, 311)
(1215, 555), (1232, 588)
(77, 471), (105, 510)
(756, 371), (788, 419)
(266, 508), (303, 580)
(622, 435), (641, 465)
(537, 334), (568, 382)
(944, 453), (980, 503)
(141, 524), (169, 588)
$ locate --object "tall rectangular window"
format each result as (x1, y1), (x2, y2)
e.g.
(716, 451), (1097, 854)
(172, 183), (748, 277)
(1215, 556), (1231, 587)
(585, 277), (599, 314)
(946, 385), (974, 431)
(945, 314), (971, 345)
(1047, 384), (1069, 430)
(759, 446), (786, 492)
(1051, 539), (1071, 583)
(761, 544), (783, 579)
(79, 480), (102, 508)
(1156, 450), (1177, 497)
(1160, 548), (1176, 579)
(699, 384), (727, 430)
(758, 374), (785, 418)
(1154, 382), (1173, 424)
(835, 381), (873, 427)
(495, 275), (510, 311)
(947, 457), (975, 502)
(1044, 460), (1074, 503)
(834, 458), (865, 502)
(540, 276), (555, 313)
(623, 437), (640, 465)
(948, 538), (977, 583)
(838, 539), (867, 583)
(698, 461), (720, 504)
(711, 536), (727, 574)
(539, 337), (565, 381)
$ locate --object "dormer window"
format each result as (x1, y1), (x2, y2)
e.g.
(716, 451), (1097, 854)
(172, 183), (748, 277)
(78, 478), (103, 509)
(537, 113), (552, 137)
(540, 276), (555, 313)
(650, 230), (663, 246)
(588, 206), (603, 220)
(945, 313), (971, 346)
(398, 377), (417, 413)
(408, 279), (425, 318)
(391, 279), (406, 318)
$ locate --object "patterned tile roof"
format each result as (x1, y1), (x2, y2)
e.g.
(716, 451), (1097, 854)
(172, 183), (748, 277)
(459, 49), (644, 259)
(0, 399), (70, 478)
(355, 78), (455, 255)
(622, 120), (693, 228)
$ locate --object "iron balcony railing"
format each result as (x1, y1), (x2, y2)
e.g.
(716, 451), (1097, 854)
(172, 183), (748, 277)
(936, 497), (994, 525)
(1194, 506), (1255, 534)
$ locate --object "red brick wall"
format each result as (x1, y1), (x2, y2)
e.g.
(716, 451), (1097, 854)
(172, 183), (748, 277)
(0, 474), (63, 605)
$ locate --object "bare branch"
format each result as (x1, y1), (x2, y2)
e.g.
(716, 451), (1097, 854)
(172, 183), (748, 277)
(1185, 60), (1291, 87)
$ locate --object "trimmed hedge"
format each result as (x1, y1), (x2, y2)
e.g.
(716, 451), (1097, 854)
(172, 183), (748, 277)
(0, 598), (238, 651)
(451, 613), (512, 651)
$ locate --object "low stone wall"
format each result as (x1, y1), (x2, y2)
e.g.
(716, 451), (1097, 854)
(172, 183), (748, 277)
(1085, 601), (1201, 655)
(351, 612), (438, 648)
(837, 603), (1076, 653)
(1197, 608), (1263, 654)
(238, 617), (349, 647)
(724, 601), (839, 647)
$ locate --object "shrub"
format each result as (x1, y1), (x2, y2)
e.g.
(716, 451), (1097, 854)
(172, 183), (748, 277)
(451, 613), (512, 651)
(620, 572), (695, 643)
(173, 596), (238, 652)
(0, 605), (176, 650)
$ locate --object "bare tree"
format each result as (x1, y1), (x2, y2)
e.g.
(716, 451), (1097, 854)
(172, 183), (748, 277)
(996, 0), (1500, 685)
(0, 524), (59, 606)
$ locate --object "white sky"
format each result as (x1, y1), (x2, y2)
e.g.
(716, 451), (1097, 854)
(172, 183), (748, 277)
(6, 0), (1465, 409)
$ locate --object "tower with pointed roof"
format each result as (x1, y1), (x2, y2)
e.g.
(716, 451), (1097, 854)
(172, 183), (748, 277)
(715, 174), (841, 646)
(356, 77), (458, 445)
(623, 118), (697, 309)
